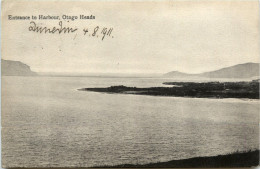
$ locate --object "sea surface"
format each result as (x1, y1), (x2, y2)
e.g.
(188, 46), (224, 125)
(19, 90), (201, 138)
(2, 76), (259, 167)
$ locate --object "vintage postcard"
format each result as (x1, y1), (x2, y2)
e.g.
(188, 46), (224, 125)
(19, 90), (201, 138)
(1, 0), (259, 168)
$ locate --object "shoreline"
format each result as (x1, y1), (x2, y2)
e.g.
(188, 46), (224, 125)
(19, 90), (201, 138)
(95, 150), (259, 168)
(79, 81), (259, 99)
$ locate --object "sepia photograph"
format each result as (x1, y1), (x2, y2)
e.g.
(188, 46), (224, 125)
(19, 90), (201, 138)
(1, 0), (259, 168)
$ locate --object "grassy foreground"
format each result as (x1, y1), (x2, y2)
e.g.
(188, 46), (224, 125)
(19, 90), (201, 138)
(96, 150), (259, 168)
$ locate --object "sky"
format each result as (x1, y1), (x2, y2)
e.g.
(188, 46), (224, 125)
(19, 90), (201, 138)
(2, 1), (260, 74)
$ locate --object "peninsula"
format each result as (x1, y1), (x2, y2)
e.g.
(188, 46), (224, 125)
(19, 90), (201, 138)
(96, 150), (259, 168)
(79, 81), (259, 99)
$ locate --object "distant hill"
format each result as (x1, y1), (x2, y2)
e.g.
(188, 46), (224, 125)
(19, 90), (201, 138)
(164, 71), (197, 77)
(164, 63), (259, 78)
(1, 59), (37, 76)
(201, 63), (259, 78)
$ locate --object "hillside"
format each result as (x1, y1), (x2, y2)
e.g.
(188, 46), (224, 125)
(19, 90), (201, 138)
(1, 59), (37, 76)
(100, 150), (259, 168)
(164, 63), (259, 78)
(201, 63), (259, 78)
(163, 71), (197, 77)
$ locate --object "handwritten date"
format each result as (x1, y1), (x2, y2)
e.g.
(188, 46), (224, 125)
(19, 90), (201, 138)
(83, 26), (113, 40)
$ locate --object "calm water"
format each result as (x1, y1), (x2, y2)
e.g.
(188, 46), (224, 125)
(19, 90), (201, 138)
(2, 76), (259, 167)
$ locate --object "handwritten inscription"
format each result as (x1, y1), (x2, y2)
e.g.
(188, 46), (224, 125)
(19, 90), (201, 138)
(28, 21), (114, 41)
(83, 26), (113, 40)
(29, 21), (78, 34)
(8, 14), (113, 41)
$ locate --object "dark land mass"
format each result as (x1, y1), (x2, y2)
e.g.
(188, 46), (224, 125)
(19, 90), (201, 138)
(1, 59), (37, 76)
(79, 81), (259, 99)
(164, 62), (259, 78)
(95, 150), (259, 168)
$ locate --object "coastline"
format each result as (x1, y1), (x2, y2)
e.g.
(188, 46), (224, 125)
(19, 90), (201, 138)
(95, 150), (259, 168)
(79, 81), (259, 99)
